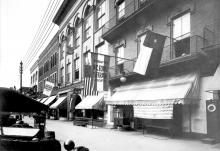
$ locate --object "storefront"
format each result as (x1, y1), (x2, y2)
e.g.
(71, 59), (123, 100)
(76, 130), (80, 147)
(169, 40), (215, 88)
(50, 96), (67, 119)
(74, 94), (105, 127)
(106, 72), (199, 136)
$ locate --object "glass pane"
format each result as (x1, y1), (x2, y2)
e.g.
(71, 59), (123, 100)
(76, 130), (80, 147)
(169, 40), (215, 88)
(173, 17), (181, 39)
(182, 13), (190, 36)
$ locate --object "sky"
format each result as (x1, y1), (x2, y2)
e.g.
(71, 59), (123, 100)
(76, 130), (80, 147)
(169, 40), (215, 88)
(0, 0), (60, 89)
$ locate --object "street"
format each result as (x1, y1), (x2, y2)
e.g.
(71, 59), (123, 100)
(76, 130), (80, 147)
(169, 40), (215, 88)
(39, 118), (220, 151)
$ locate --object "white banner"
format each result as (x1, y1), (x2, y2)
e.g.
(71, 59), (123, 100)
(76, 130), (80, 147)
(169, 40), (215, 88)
(43, 81), (54, 96)
(134, 104), (173, 119)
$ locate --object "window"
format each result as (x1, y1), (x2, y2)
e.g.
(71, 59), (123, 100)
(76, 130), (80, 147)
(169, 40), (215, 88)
(116, 0), (125, 20)
(60, 44), (65, 60)
(173, 12), (190, 58)
(84, 19), (91, 40)
(66, 62), (71, 83)
(84, 51), (91, 65)
(97, 1), (106, 29)
(116, 45), (124, 74)
(74, 53), (80, 80)
(60, 67), (64, 84)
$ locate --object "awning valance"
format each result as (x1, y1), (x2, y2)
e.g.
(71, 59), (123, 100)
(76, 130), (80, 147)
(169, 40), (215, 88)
(75, 94), (104, 110)
(50, 96), (66, 109)
(44, 95), (56, 106)
(106, 73), (199, 105)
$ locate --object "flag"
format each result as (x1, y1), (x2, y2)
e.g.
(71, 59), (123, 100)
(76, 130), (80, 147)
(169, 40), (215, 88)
(133, 30), (166, 76)
(83, 53), (98, 96)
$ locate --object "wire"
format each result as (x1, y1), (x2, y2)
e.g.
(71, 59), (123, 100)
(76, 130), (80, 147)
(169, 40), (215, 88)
(23, 0), (61, 70)
(23, 0), (54, 65)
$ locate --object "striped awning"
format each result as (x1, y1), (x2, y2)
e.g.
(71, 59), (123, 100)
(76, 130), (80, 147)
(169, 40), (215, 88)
(40, 97), (48, 103)
(44, 95), (56, 106)
(50, 96), (66, 109)
(106, 73), (199, 105)
(75, 94), (104, 110)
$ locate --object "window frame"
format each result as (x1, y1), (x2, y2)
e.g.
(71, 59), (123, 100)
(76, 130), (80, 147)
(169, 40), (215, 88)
(116, 0), (125, 20)
(172, 12), (191, 58)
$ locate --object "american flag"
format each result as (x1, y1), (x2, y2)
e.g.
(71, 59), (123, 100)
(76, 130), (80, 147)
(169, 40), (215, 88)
(83, 64), (98, 96)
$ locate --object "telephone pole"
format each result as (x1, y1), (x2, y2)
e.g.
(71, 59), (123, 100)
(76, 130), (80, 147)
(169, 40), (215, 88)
(19, 61), (23, 93)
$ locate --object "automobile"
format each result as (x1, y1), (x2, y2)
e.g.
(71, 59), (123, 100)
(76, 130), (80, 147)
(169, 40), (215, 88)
(0, 87), (88, 151)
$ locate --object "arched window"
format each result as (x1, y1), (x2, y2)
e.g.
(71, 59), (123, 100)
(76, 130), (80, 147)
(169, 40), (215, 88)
(83, 5), (92, 41)
(74, 16), (81, 47)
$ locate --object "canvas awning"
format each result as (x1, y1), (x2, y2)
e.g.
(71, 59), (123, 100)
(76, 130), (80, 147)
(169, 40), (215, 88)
(40, 97), (48, 103)
(0, 87), (48, 112)
(43, 95), (56, 106)
(50, 96), (67, 109)
(106, 73), (199, 105)
(75, 94), (104, 110)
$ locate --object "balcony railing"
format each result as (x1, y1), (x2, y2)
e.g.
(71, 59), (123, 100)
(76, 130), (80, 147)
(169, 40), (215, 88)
(102, 0), (155, 36)
(109, 35), (207, 79)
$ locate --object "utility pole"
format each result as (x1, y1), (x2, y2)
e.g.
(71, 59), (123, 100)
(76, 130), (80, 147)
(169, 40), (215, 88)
(19, 61), (23, 94)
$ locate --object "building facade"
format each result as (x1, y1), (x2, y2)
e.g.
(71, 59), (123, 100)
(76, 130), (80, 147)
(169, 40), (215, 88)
(30, 60), (39, 91)
(53, 0), (111, 120)
(102, 0), (220, 139)
(38, 32), (59, 94)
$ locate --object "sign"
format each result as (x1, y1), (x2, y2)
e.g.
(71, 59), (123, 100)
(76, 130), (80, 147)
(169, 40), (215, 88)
(43, 81), (54, 96)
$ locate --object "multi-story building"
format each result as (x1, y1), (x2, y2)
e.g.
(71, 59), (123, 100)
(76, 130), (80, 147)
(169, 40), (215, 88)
(38, 32), (59, 94)
(30, 60), (38, 92)
(102, 0), (220, 139)
(53, 0), (110, 120)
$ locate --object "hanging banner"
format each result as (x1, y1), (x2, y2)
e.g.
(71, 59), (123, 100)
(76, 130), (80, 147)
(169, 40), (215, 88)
(43, 81), (54, 96)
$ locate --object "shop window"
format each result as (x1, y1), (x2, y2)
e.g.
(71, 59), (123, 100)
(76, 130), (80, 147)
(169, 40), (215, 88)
(172, 12), (190, 58)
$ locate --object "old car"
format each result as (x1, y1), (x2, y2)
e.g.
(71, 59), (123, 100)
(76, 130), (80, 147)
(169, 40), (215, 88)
(0, 87), (88, 151)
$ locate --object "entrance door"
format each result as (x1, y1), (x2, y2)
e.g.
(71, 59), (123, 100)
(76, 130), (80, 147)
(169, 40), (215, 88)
(206, 99), (220, 141)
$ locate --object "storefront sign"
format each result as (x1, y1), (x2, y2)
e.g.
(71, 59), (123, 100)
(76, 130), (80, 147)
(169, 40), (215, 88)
(43, 81), (54, 96)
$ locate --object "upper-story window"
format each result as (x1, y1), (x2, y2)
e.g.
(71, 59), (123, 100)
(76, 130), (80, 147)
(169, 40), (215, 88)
(116, 45), (124, 74)
(74, 53), (80, 80)
(116, 0), (125, 20)
(74, 17), (81, 48)
(66, 61), (71, 83)
(84, 6), (92, 41)
(97, 1), (106, 29)
(172, 12), (190, 58)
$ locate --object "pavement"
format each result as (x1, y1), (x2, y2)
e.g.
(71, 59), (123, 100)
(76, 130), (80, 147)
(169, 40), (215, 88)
(23, 116), (220, 151)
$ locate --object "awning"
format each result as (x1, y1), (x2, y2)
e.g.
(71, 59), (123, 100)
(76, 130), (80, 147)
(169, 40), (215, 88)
(106, 72), (199, 105)
(75, 94), (104, 110)
(43, 95), (56, 106)
(50, 96), (67, 109)
(40, 97), (48, 103)
(134, 104), (173, 119)
(0, 87), (48, 112)
(36, 98), (41, 102)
